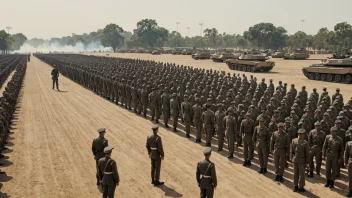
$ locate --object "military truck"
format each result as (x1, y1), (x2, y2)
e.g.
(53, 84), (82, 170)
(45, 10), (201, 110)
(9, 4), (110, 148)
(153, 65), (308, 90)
(192, 51), (211, 60)
(302, 49), (352, 84)
(271, 51), (284, 58)
(211, 52), (238, 62)
(225, 51), (275, 72)
(284, 48), (310, 60)
(151, 50), (161, 55)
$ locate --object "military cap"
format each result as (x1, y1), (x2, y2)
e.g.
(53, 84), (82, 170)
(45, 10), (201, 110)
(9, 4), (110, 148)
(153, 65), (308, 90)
(284, 83), (287, 85)
(203, 147), (212, 155)
(314, 122), (321, 126)
(195, 98), (200, 102)
(227, 108), (233, 113)
(279, 81), (282, 83)
(270, 98), (274, 101)
(231, 101), (236, 104)
(291, 110), (295, 114)
(323, 87), (327, 91)
(278, 123), (284, 127)
(336, 88), (340, 91)
(151, 87), (156, 90)
(323, 112), (329, 116)
(152, 124), (159, 131)
(184, 94), (188, 98)
(330, 127), (337, 132)
(207, 98), (212, 101)
(259, 118), (265, 122)
(274, 110), (279, 113)
(291, 84), (295, 87)
(172, 93), (177, 97)
(313, 88), (317, 91)
(337, 116), (343, 120)
(245, 112), (251, 116)
(261, 109), (266, 113)
(302, 86), (306, 89)
(335, 120), (341, 124)
(285, 118), (291, 123)
(270, 79), (273, 82)
(98, 128), (106, 133)
(298, 129), (306, 134)
(104, 146), (114, 154)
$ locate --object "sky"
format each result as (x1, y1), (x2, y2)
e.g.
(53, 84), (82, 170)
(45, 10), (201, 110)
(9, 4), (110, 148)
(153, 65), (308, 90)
(1, 0), (351, 39)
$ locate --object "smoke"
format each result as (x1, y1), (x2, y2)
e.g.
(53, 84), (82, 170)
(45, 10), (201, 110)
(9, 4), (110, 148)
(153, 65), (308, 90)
(14, 41), (113, 53)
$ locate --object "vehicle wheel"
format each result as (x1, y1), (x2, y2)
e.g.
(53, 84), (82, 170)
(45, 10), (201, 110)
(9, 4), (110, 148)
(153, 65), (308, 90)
(238, 65), (242, 71)
(247, 66), (251, 72)
(251, 66), (256, 72)
(314, 73), (320, 80)
(320, 74), (326, 81)
(234, 65), (238, 70)
(334, 75), (342, 83)
(326, 74), (333, 82)
(344, 74), (352, 84)
(308, 73), (315, 80)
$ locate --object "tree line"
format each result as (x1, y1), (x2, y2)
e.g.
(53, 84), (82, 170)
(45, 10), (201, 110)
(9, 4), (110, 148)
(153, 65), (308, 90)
(1, 19), (352, 53)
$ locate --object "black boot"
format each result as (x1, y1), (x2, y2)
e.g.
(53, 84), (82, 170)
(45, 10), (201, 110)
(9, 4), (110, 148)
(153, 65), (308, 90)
(165, 124), (169, 128)
(258, 168), (264, 174)
(96, 180), (100, 186)
(155, 120), (159, 124)
(298, 187), (306, 192)
(279, 176), (284, 183)
(324, 179), (330, 187)
(263, 168), (267, 174)
(173, 128), (178, 132)
(329, 181), (334, 188)
(227, 153), (234, 159)
(151, 117), (154, 121)
(293, 186), (298, 192)
(242, 160), (248, 166)
(151, 179), (154, 184)
(308, 171), (313, 178)
(346, 189), (352, 197)
(154, 180), (164, 186)
(247, 160), (251, 166)
(274, 175), (279, 181)
(186, 134), (191, 138)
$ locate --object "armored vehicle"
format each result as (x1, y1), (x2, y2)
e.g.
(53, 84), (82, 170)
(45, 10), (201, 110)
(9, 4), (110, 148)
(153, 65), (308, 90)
(271, 51), (284, 58)
(192, 52), (211, 60)
(302, 49), (352, 84)
(211, 52), (237, 62)
(151, 50), (161, 55)
(181, 49), (193, 55)
(225, 51), (275, 72)
(284, 48), (310, 59)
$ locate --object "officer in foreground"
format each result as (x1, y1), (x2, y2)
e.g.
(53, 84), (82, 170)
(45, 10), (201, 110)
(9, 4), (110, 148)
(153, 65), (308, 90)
(146, 124), (165, 186)
(291, 129), (310, 193)
(51, 67), (60, 91)
(98, 146), (120, 198)
(196, 147), (217, 198)
(92, 128), (109, 186)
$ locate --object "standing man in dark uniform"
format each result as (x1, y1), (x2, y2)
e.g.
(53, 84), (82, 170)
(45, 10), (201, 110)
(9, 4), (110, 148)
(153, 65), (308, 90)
(98, 146), (120, 198)
(196, 147), (217, 198)
(146, 125), (165, 186)
(51, 68), (60, 91)
(92, 128), (109, 186)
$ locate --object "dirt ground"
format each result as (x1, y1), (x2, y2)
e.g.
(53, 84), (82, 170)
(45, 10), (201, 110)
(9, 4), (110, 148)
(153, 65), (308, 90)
(0, 55), (349, 198)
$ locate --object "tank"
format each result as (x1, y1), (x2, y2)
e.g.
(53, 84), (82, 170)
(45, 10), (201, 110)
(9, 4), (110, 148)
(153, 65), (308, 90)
(151, 50), (161, 55)
(302, 49), (352, 84)
(171, 49), (182, 55)
(271, 51), (284, 58)
(211, 52), (238, 62)
(225, 51), (275, 72)
(181, 49), (193, 55)
(284, 48), (310, 60)
(192, 52), (211, 60)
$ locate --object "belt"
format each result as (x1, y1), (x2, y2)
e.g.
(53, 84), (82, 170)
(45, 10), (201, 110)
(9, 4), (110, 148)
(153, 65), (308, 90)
(201, 175), (211, 178)
(104, 172), (113, 175)
(151, 147), (157, 150)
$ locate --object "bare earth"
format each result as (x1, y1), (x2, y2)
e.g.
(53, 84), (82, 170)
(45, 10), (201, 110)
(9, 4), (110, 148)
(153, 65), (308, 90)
(0, 55), (349, 198)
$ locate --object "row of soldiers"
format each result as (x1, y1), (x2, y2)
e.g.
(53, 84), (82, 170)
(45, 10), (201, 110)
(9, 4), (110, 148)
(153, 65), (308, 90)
(0, 56), (27, 189)
(35, 54), (352, 196)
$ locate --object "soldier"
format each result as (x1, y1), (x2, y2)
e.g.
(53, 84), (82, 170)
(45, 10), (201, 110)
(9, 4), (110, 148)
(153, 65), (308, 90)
(98, 146), (120, 198)
(161, 88), (171, 128)
(202, 104), (215, 147)
(290, 129), (310, 193)
(332, 88), (343, 103)
(240, 113), (255, 166)
(323, 127), (344, 188)
(215, 104), (226, 151)
(92, 128), (108, 186)
(181, 95), (192, 138)
(149, 88), (161, 123)
(307, 122), (325, 177)
(192, 98), (203, 143)
(170, 93), (180, 132)
(223, 108), (236, 158)
(270, 123), (290, 182)
(335, 119), (346, 177)
(146, 125), (165, 186)
(196, 147), (217, 198)
(253, 119), (270, 174)
(344, 140), (352, 197)
(51, 68), (60, 91)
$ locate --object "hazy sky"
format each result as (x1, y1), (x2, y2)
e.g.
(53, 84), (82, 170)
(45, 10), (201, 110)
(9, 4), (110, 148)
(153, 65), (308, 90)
(1, 0), (351, 39)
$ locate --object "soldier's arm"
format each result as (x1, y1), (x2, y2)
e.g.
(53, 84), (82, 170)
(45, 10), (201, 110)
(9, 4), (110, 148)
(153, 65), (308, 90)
(196, 163), (201, 185)
(345, 144), (349, 165)
(112, 161), (120, 185)
(322, 136), (328, 157)
(290, 140), (294, 161)
(146, 137), (151, 155)
(305, 142), (310, 164)
(270, 133), (274, 152)
(103, 139), (108, 147)
(285, 136), (290, 155)
(340, 139), (344, 160)
(158, 137), (164, 158)
(252, 127), (257, 144)
(266, 128), (270, 149)
(91, 139), (96, 156)
(240, 121), (244, 135)
(212, 164), (217, 188)
(308, 131), (312, 146)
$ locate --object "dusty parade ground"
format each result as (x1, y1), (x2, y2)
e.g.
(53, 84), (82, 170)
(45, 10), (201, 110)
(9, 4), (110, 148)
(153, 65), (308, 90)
(0, 54), (350, 198)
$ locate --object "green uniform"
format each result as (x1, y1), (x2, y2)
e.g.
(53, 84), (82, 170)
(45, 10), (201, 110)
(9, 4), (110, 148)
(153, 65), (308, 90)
(290, 138), (310, 188)
(344, 142), (352, 189)
(240, 119), (255, 161)
(202, 110), (215, 146)
(196, 159), (217, 198)
(270, 131), (290, 177)
(192, 104), (203, 140)
(253, 126), (270, 169)
(146, 133), (164, 182)
(92, 136), (108, 183)
(223, 115), (236, 155)
(323, 135), (344, 182)
(308, 129), (325, 174)
(98, 157), (120, 198)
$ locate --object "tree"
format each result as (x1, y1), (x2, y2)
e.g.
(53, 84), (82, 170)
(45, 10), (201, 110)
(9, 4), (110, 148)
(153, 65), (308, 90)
(133, 19), (169, 48)
(235, 35), (249, 49)
(26, 38), (46, 48)
(0, 30), (11, 54)
(286, 31), (307, 49)
(244, 23), (276, 49)
(334, 22), (352, 48)
(100, 23), (125, 52)
(313, 28), (329, 50)
(167, 31), (185, 47)
(203, 28), (218, 48)
(10, 33), (27, 50)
